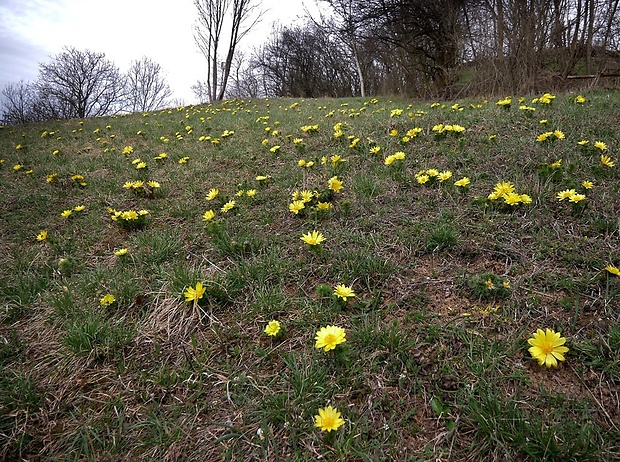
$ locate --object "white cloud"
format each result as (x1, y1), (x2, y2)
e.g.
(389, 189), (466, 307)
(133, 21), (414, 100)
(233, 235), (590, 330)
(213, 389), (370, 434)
(0, 0), (321, 105)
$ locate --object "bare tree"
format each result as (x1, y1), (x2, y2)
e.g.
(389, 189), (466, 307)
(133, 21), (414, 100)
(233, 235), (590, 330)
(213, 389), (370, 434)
(1, 81), (38, 125)
(37, 47), (125, 119)
(316, 0), (368, 96)
(194, 0), (262, 101)
(125, 57), (173, 112)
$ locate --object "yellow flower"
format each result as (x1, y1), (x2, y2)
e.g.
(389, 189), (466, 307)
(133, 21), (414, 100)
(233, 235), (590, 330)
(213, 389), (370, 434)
(553, 130), (565, 140)
(527, 328), (569, 368)
(601, 154), (615, 167)
(236, 190), (245, 197)
(314, 406), (344, 432)
(264, 320), (281, 337)
(417, 174), (430, 184)
(557, 189), (576, 201)
(577, 140), (589, 146)
(270, 145), (281, 153)
(605, 265), (620, 277)
(438, 170), (452, 182)
(184, 282), (206, 303)
(246, 189), (257, 198)
(221, 200), (235, 212)
(61, 209), (72, 218)
(301, 230), (325, 246)
(582, 180), (593, 189)
(594, 141), (607, 151)
(550, 159), (562, 168)
(315, 325), (347, 351)
(100, 294), (116, 306)
(520, 194), (532, 204)
(488, 181), (515, 200)
(503, 192), (523, 206)
(300, 190), (314, 202)
(122, 146), (133, 155)
(73, 205), (85, 212)
(384, 155), (396, 166)
(574, 95), (586, 103)
(205, 189), (219, 201)
(316, 201), (332, 211)
(569, 193), (586, 203)
(370, 146), (381, 154)
(114, 248), (128, 256)
(454, 177), (470, 187)
(289, 201), (305, 214)
(333, 284), (355, 301)
(121, 210), (138, 220)
(147, 181), (160, 188)
(328, 176), (343, 193)
(203, 209), (215, 221)
(36, 230), (47, 241)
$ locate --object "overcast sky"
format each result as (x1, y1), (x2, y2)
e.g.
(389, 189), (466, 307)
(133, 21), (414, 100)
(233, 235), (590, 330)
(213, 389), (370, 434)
(0, 0), (320, 105)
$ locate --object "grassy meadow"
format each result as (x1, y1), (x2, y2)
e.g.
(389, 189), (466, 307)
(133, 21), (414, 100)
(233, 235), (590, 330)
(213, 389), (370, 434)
(1, 91), (620, 461)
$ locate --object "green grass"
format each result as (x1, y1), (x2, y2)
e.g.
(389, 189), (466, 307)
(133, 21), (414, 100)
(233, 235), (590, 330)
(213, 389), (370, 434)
(1, 91), (620, 460)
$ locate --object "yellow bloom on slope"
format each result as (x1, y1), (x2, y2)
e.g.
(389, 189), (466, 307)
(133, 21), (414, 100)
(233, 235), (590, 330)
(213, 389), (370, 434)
(454, 177), (471, 187)
(593, 141), (607, 151)
(61, 209), (73, 218)
(184, 282), (206, 303)
(114, 248), (128, 256)
(221, 200), (235, 212)
(36, 230), (47, 241)
(314, 406), (345, 432)
(264, 320), (281, 337)
(569, 193), (586, 203)
(604, 265), (620, 277)
(333, 284), (355, 301)
(100, 294), (116, 306)
(205, 188), (219, 201)
(488, 181), (515, 200)
(315, 325), (347, 351)
(574, 95), (586, 104)
(289, 200), (305, 214)
(582, 180), (593, 189)
(328, 176), (343, 193)
(556, 189), (576, 201)
(300, 230), (325, 246)
(527, 328), (569, 368)
(601, 154), (615, 167)
(203, 209), (215, 221)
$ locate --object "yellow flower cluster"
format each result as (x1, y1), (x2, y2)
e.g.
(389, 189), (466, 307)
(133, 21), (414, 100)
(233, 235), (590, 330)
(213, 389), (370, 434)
(488, 181), (532, 206)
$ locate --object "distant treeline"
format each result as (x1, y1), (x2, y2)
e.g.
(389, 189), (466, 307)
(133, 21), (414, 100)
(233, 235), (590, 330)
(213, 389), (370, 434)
(231, 0), (620, 99)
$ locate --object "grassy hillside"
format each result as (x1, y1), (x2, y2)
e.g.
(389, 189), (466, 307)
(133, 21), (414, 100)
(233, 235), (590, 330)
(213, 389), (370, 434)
(1, 92), (619, 461)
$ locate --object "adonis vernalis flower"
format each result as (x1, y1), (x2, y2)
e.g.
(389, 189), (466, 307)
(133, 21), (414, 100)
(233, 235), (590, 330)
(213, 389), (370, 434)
(301, 230), (325, 246)
(605, 265), (620, 277)
(527, 328), (569, 368)
(315, 325), (347, 351)
(601, 154), (615, 167)
(100, 294), (116, 306)
(184, 282), (206, 303)
(314, 406), (345, 432)
(333, 284), (355, 301)
(264, 320), (281, 337)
